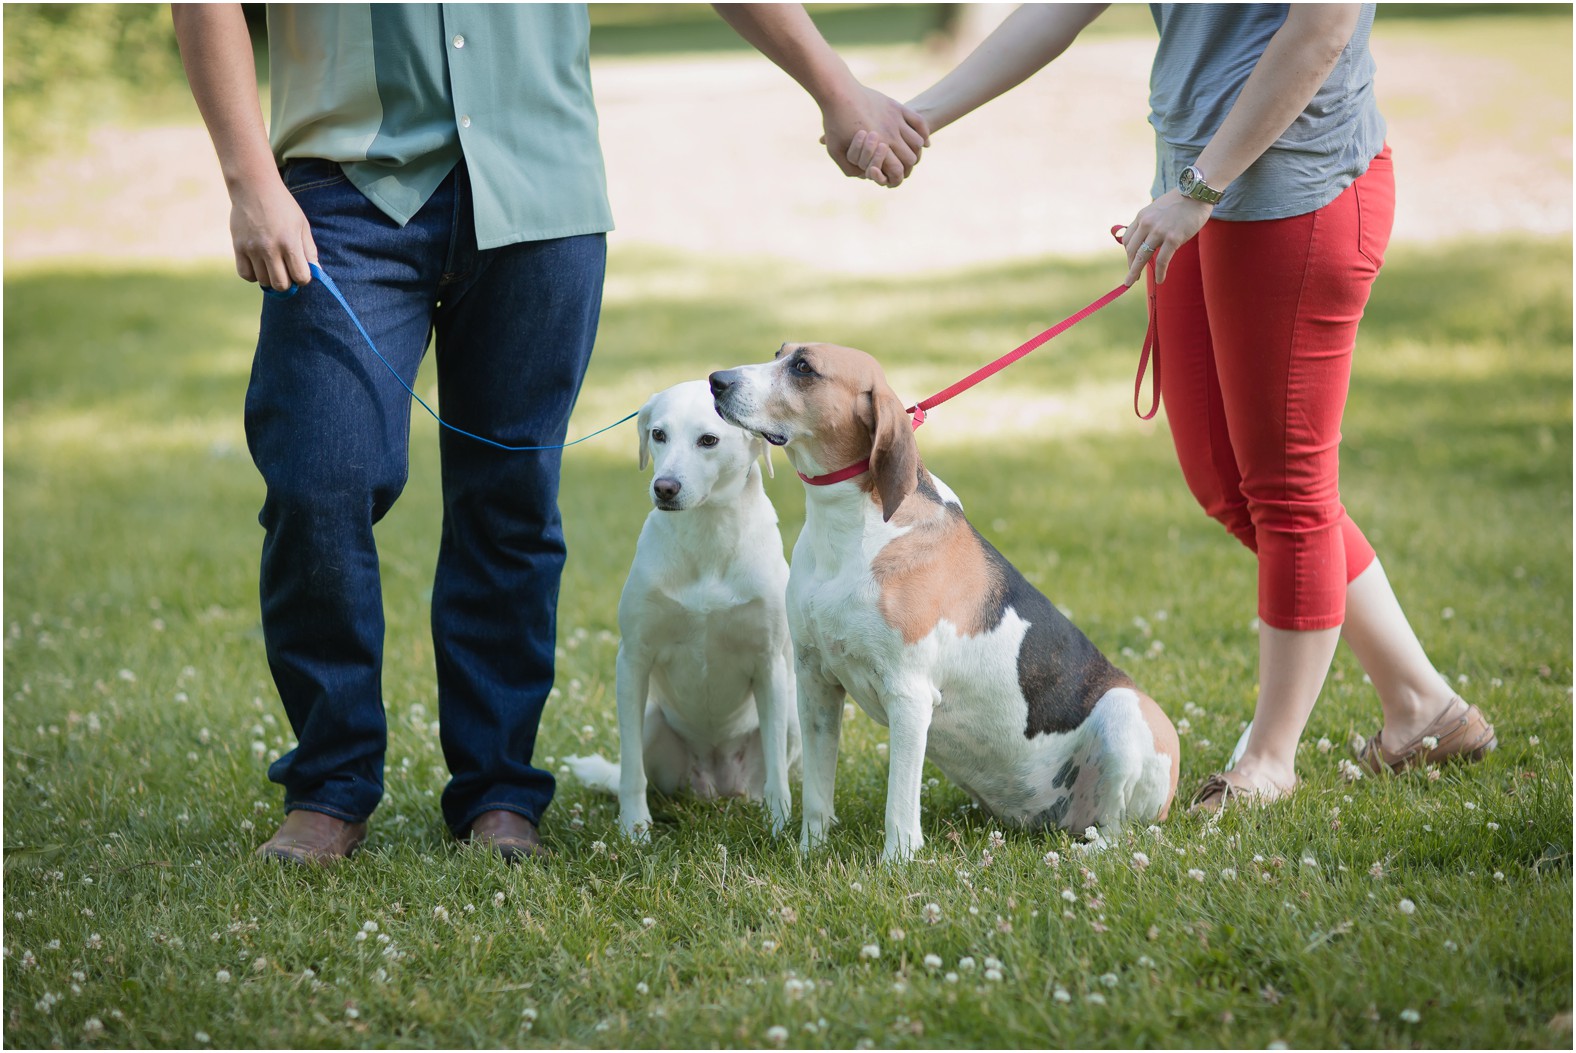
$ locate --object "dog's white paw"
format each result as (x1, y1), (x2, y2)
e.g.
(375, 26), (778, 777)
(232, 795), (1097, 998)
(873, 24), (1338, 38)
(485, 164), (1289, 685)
(618, 813), (653, 843)
(880, 834), (923, 865)
(765, 795), (793, 838)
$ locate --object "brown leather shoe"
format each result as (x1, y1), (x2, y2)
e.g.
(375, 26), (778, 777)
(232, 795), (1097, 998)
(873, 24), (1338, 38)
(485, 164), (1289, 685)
(256, 810), (367, 865)
(464, 810), (548, 862)
(1357, 696), (1497, 775)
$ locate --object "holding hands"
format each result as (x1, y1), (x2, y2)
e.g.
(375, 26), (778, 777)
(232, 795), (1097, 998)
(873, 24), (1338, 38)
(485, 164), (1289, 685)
(819, 84), (929, 187)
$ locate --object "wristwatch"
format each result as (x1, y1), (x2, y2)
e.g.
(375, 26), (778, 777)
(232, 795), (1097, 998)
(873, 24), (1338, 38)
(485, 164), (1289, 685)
(1178, 165), (1224, 204)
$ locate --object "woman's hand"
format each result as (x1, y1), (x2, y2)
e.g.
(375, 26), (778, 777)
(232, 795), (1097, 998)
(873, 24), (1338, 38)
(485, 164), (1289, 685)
(1122, 189), (1213, 286)
(820, 84), (929, 186)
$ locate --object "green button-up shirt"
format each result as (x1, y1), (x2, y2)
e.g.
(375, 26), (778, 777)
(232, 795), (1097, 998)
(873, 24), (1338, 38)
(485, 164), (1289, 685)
(267, 3), (613, 249)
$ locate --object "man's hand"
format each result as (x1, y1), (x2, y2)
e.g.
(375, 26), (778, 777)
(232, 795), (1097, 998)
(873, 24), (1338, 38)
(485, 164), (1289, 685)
(229, 172), (318, 291)
(819, 85), (930, 187)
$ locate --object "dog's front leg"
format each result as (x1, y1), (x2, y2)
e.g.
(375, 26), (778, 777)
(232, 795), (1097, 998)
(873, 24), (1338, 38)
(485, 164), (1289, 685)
(614, 643), (654, 841)
(754, 645), (797, 837)
(796, 661), (845, 854)
(882, 686), (933, 864)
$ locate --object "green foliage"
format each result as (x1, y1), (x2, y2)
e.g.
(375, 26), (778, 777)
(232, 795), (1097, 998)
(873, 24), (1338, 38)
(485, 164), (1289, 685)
(2, 236), (1571, 1048)
(2, 4), (190, 158)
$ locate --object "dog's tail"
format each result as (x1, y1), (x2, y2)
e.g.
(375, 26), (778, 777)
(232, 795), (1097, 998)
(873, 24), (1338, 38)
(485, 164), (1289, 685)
(562, 753), (620, 795)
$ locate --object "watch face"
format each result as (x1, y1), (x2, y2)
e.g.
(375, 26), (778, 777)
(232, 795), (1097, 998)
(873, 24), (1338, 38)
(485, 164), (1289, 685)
(1179, 167), (1197, 193)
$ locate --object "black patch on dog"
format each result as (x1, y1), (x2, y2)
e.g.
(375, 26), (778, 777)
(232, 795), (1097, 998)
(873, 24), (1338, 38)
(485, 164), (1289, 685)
(968, 528), (1132, 738)
(1032, 795), (1072, 830)
(1051, 758), (1080, 790)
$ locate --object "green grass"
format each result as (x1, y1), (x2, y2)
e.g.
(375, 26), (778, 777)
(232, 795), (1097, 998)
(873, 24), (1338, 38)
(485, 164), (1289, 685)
(4, 236), (1571, 1048)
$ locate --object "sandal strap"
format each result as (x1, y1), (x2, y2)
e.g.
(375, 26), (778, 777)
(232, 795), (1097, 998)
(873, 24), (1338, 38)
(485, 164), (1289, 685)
(1362, 697), (1497, 773)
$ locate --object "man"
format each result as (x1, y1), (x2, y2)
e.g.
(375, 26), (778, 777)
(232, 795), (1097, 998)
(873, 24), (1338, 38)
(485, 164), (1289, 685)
(172, 3), (926, 864)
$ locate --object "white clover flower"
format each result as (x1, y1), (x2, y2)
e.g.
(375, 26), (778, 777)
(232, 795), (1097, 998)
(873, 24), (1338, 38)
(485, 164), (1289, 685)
(988, 830), (1006, 850)
(762, 939), (777, 952)
(1301, 855), (1318, 868)
(215, 969), (231, 983)
(642, 917), (656, 929)
(195, 1032), (211, 1044)
(959, 956), (977, 971)
(1061, 888), (1077, 903)
(1187, 869), (1205, 882)
(493, 892), (506, 907)
(1087, 992), (1107, 1005)
(1221, 868), (1238, 881)
(1529, 735), (1540, 746)
(1043, 851), (1061, 868)
(784, 978), (807, 1000)
(521, 1007), (538, 1029)
(1399, 1008), (1421, 1023)
(944, 972), (959, 983)
(923, 953), (942, 970)
(82, 1018), (104, 1037)
(888, 928), (906, 942)
(1338, 758), (1365, 782)
(921, 902), (942, 924)
(1487, 822), (1500, 831)
(354, 931), (368, 943)
(1099, 972), (1119, 987)
(1053, 986), (1071, 1003)
(859, 943), (880, 960)
(635, 982), (649, 996)
(984, 968), (1003, 982)
(1398, 898), (1416, 915)
(1493, 871), (1505, 882)
(1464, 801), (1478, 811)
(1131, 851), (1150, 870)
(1443, 939), (1459, 952)
(1316, 737), (1332, 753)
(433, 905), (450, 922)
(85, 933), (103, 950)
(591, 841), (607, 854)
(765, 1025), (789, 1047)
(1138, 955), (1156, 969)
(345, 1006), (360, 1020)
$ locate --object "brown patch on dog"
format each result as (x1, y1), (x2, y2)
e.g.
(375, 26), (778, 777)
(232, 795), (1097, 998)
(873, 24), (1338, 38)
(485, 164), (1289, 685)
(770, 345), (918, 516)
(1135, 691), (1181, 819)
(872, 485), (1001, 644)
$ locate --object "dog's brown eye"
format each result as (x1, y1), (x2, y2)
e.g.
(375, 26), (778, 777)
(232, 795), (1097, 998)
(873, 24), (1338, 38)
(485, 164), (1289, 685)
(794, 358), (814, 375)
(697, 434), (719, 448)
(651, 429), (667, 443)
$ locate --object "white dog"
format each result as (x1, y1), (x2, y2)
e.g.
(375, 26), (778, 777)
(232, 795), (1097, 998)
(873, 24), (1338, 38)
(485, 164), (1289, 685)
(565, 381), (799, 839)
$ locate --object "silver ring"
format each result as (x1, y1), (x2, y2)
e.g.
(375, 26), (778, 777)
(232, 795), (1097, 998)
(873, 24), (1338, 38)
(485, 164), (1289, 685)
(1137, 241), (1154, 255)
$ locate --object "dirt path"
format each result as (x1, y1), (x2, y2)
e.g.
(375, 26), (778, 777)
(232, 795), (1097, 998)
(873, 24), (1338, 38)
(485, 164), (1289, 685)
(5, 29), (1569, 275)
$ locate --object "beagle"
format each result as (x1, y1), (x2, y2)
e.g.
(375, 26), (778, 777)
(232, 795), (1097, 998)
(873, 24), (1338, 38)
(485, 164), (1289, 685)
(709, 345), (1179, 862)
(565, 381), (799, 839)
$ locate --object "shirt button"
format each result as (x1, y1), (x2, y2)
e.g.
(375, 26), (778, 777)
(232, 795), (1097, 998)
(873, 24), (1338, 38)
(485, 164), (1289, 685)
(452, 34), (465, 49)
(460, 115), (472, 129)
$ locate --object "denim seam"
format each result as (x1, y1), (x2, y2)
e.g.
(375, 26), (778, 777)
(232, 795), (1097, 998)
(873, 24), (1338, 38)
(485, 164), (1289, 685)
(284, 800), (367, 823)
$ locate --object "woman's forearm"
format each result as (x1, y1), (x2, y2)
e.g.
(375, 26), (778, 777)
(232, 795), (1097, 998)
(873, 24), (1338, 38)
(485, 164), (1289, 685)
(1191, 4), (1361, 190)
(907, 4), (1108, 133)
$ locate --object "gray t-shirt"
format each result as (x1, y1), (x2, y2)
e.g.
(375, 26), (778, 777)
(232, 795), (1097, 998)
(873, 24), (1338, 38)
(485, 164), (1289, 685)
(1147, 3), (1387, 221)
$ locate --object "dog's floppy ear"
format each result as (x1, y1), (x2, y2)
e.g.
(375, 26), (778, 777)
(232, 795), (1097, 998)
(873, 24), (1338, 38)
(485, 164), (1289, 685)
(636, 397), (654, 471)
(866, 385), (918, 522)
(755, 433), (775, 479)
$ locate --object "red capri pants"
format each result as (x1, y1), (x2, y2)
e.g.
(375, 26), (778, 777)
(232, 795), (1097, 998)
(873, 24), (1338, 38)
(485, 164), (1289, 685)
(1153, 146), (1394, 631)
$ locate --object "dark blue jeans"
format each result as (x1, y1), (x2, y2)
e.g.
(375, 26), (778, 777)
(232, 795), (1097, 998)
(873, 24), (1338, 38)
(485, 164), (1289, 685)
(247, 158), (605, 835)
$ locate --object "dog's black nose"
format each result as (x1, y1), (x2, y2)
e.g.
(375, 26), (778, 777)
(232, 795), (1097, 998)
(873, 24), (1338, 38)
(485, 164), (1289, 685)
(653, 477), (682, 502)
(708, 371), (735, 398)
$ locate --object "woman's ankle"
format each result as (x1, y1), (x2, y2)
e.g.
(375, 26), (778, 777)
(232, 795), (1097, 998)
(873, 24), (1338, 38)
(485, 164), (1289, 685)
(1379, 686), (1461, 751)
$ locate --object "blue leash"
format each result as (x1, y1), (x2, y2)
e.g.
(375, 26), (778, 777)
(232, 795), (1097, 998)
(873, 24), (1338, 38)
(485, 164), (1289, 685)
(265, 262), (636, 452)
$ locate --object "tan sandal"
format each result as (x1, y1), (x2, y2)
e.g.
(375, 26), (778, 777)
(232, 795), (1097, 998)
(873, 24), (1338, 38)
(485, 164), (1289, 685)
(1356, 696), (1497, 775)
(1188, 771), (1298, 815)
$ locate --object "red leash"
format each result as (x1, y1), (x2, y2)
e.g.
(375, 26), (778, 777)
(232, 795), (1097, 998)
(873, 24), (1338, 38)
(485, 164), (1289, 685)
(799, 226), (1160, 486)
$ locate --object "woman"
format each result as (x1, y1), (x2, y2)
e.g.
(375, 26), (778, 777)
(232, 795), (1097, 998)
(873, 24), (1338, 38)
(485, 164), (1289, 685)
(853, 3), (1494, 809)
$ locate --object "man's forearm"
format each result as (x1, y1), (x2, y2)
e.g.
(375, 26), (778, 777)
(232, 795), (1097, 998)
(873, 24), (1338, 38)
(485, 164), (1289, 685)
(710, 4), (859, 107)
(171, 2), (276, 190)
